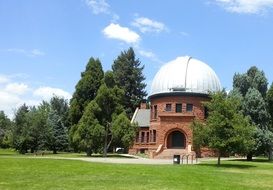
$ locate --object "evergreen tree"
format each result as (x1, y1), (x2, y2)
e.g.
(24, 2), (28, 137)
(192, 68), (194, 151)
(233, 73), (250, 96)
(47, 110), (68, 154)
(0, 111), (12, 148)
(111, 112), (137, 151)
(112, 47), (147, 118)
(69, 57), (104, 125)
(50, 95), (69, 129)
(232, 66), (270, 161)
(267, 83), (273, 123)
(72, 101), (104, 156)
(12, 104), (31, 154)
(28, 102), (50, 152)
(233, 66), (268, 97)
(73, 72), (137, 157)
(266, 83), (273, 161)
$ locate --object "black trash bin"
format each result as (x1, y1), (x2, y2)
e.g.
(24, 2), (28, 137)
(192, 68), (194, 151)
(173, 155), (180, 164)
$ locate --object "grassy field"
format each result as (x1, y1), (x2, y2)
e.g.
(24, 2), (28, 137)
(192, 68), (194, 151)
(0, 149), (273, 190)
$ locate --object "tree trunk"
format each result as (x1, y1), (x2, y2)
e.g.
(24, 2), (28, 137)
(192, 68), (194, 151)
(247, 153), (253, 161)
(217, 155), (221, 166)
(53, 148), (57, 154)
(86, 148), (92, 157)
(103, 125), (109, 157)
(269, 145), (273, 161)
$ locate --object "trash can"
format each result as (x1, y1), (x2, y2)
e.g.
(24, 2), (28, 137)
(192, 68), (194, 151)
(173, 155), (180, 164)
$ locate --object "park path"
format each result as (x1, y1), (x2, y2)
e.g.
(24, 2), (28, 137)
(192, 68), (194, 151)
(32, 155), (177, 165)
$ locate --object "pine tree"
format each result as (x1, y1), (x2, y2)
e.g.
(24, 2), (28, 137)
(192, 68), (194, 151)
(47, 110), (68, 154)
(112, 47), (147, 118)
(232, 66), (270, 161)
(266, 82), (273, 161)
(0, 111), (12, 148)
(69, 57), (104, 125)
(73, 72), (137, 157)
(12, 104), (31, 154)
(72, 101), (105, 156)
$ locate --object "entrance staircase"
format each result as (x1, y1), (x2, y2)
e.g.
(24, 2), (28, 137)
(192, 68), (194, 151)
(153, 148), (195, 159)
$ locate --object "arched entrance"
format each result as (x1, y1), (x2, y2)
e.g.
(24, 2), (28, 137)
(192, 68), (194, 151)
(167, 130), (186, 149)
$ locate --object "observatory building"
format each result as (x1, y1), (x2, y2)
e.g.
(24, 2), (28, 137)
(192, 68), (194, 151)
(129, 56), (221, 158)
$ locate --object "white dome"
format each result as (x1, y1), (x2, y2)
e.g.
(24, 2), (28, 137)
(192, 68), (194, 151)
(150, 56), (221, 96)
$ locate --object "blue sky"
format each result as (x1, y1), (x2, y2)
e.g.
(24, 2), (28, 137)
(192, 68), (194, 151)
(1, 0), (273, 118)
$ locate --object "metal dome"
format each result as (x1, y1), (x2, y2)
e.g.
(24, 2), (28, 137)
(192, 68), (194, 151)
(150, 56), (221, 96)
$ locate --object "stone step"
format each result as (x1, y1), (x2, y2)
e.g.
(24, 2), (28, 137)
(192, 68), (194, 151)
(154, 148), (195, 159)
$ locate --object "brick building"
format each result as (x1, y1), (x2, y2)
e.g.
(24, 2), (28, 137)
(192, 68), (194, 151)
(129, 56), (221, 159)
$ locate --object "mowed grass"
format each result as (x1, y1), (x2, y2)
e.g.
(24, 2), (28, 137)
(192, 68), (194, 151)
(0, 150), (273, 190)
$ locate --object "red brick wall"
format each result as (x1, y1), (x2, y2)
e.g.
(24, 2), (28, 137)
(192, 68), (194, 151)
(129, 94), (210, 157)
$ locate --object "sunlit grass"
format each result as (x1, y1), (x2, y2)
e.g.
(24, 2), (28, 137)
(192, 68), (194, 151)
(0, 149), (272, 190)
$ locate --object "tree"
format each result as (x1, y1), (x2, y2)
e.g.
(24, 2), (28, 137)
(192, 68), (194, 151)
(267, 83), (273, 121)
(50, 95), (69, 129)
(69, 57), (104, 125)
(28, 102), (50, 152)
(47, 110), (68, 154)
(243, 88), (272, 160)
(266, 83), (273, 161)
(112, 47), (147, 118)
(71, 101), (104, 156)
(233, 66), (268, 97)
(193, 92), (255, 165)
(94, 82), (124, 157)
(232, 66), (270, 161)
(111, 112), (137, 151)
(0, 111), (12, 148)
(233, 73), (250, 97)
(72, 72), (137, 157)
(12, 104), (31, 154)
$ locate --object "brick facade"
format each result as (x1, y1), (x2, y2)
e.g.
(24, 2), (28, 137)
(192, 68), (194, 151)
(129, 94), (213, 158)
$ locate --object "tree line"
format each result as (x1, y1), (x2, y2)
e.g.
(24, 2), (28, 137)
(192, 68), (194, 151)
(0, 47), (147, 156)
(193, 66), (273, 165)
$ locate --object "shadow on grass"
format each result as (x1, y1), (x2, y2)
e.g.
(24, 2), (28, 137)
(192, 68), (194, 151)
(199, 163), (256, 169)
(230, 158), (273, 163)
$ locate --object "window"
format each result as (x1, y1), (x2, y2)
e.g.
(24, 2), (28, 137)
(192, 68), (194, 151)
(176, 103), (182, 113)
(135, 132), (139, 143)
(141, 132), (145, 143)
(146, 132), (149, 143)
(186, 104), (193, 112)
(150, 106), (153, 120)
(153, 130), (156, 142)
(165, 104), (172, 112)
(153, 105), (157, 119)
(204, 106), (209, 119)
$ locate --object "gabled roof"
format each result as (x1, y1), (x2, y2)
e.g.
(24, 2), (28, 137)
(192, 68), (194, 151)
(131, 108), (150, 127)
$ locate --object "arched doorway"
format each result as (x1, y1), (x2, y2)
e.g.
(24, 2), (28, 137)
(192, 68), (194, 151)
(167, 130), (186, 149)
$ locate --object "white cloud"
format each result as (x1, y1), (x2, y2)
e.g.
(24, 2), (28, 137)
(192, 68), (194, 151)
(0, 75), (10, 84)
(5, 83), (29, 95)
(132, 17), (167, 33)
(138, 50), (156, 59)
(0, 91), (21, 119)
(33, 86), (72, 101)
(85, 0), (110, 14)
(6, 48), (45, 57)
(102, 23), (140, 44)
(137, 49), (163, 64)
(0, 74), (72, 119)
(215, 0), (273, 14)
(180, 32), (189, 37)
(30, 49), (45, 56)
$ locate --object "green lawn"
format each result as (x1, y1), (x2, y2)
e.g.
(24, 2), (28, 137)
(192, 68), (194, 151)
(0, 149), (273, 190)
